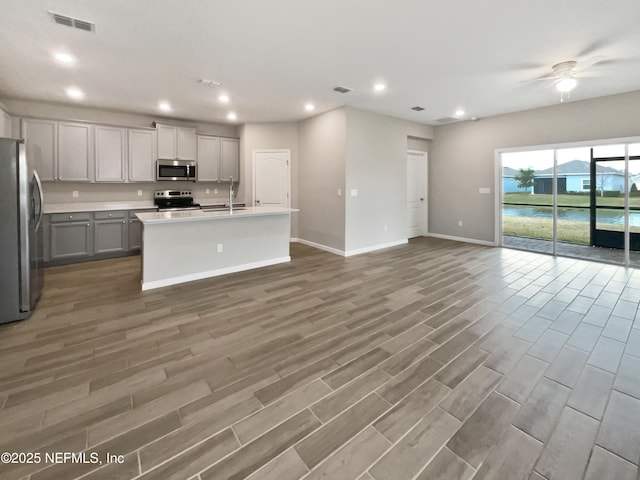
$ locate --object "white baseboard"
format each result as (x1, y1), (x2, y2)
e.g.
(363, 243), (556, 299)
(291, 238), (345, 256)
(344, 239), (408, 257)
(142, 256), (291, 291)
(428, 233), (496, 247)
(292, 238), (409, 257)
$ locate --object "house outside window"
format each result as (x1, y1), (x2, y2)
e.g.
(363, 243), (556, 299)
(582, 179), (591, 190)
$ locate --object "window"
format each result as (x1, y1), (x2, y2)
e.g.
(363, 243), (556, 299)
(582, 179), (590, 190)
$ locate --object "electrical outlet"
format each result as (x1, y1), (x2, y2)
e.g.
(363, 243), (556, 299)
(205, 188), (210, 194)
(337, 188), (342, 197)
(72, 190), (79, 198)
(350, 189), (358, 197)
(214, 188), (218, 195)
(137, 190), (143, 197)
(384, 224), (388, 232)
(458, 220), (463, 227)
(216, 243), (223, 253)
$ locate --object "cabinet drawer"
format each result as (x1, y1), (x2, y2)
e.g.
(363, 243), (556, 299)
(50, 212), (92, 223)
(94, 211), (126, 220)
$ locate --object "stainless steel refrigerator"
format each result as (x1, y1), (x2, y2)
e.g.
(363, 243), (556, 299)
(0, 138), (44, 324)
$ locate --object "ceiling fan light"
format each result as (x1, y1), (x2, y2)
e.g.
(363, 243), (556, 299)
(556, 78), (577, 92)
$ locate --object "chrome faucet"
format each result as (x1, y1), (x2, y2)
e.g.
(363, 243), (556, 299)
(228, 176), (234, 213)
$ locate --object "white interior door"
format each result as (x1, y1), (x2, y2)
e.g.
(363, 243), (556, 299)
(407, 151), (427, 238)
(253, 150), (290, 207)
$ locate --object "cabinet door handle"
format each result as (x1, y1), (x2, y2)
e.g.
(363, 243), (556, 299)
(86, 223), (90, 226)
(122, 221), (126, 224)
(69, 215), (73, 219)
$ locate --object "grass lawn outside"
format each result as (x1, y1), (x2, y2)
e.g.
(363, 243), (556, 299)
(503, 192), (640, 208)
(503, 216), (640, 245)
(503, 216), (590, 244)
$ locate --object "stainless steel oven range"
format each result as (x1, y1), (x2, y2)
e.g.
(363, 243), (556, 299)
(154, 190), (200, 211)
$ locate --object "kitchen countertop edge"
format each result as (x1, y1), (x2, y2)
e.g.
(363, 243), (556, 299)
(43, 201), (158, 214)
(136, 207), (299, 224)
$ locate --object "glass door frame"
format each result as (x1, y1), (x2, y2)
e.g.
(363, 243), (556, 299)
(495, 136), (640, 268)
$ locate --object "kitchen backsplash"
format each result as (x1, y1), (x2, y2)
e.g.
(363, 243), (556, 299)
(42, 182), (236, 204)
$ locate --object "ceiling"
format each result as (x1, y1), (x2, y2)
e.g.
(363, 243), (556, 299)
(1, 0), (639, 126)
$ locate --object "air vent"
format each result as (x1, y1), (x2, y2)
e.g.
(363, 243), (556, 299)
(333, 85), (353, 94)
(198, 78), (222, 87)
(435, 117), (458, 124)
(49, 11), (96, 32)
(411, 106), (425, 112)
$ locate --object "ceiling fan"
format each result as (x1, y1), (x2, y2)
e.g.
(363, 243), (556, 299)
(521, 57), (605, 101)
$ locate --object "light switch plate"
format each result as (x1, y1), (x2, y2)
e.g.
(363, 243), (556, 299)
(137, 189), (143, 197)
(350, 189), (358, 197)
(72, 190), (79, 198)
(479, 187), (491, 194)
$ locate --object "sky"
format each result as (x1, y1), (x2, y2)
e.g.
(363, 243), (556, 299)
(502, 143), (640, 174)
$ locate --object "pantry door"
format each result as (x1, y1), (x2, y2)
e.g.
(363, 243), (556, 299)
(253, 150), (290, 207)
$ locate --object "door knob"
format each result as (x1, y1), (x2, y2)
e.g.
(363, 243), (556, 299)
(420, 197), (425, 201)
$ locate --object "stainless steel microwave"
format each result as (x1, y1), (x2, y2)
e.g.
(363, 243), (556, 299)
(156, 159), (197, 181)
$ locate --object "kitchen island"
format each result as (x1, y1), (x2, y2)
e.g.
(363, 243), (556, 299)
(135, 206), (297, 290)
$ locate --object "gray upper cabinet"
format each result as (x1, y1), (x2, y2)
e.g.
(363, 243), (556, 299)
(58, 122), (92, 182)
(22, 119), (57, 181)
(95, 126), (126, 182)
(196, 135), (239, 182)
(220, 137), (240, 182)
(197, 135), (221, 181)
(128, 129), (157, 182)
(156, 123), (196, 160)
(177, 127), (196, 160)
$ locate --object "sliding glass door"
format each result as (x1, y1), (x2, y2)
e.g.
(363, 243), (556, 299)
(500, 139), (640, 267)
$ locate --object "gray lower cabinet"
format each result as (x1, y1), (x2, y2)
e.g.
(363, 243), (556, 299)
(128, 216), (143, 250)
(44, 209), (154, 266)
(49, 212), (93, 261)
(94, 211), (127, 254)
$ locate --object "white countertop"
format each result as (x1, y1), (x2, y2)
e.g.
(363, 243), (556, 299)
(136, 206), (298, 224)
(43, 201), (157, 214)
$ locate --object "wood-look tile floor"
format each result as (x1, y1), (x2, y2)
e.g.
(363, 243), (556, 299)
(1, 237), (639, 480)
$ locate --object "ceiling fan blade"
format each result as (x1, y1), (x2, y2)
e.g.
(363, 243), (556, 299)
(518, 74), (556, 84)
(575, 55), (606, 73)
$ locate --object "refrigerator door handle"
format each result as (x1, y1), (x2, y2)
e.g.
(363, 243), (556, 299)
(34, 170), (44, 231)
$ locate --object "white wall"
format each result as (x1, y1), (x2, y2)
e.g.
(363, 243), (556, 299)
(344, 107), (411, 252)
(297, 106), (433, 254)
(298, 108), (347, 251)
(429, 89), (640, 243)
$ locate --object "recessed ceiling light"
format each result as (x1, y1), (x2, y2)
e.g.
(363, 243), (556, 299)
(556, 78), (577, 92)
(158, 102), (171, 112)
(305, 104), (315, 111)
(374, 83), (386, 92)
(455, 109), (465, 117)
(54, 52), (75, 64)
(218, 95), (230, 103)
(66, 87), (84, 99)
(227, 112), (237, 121)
